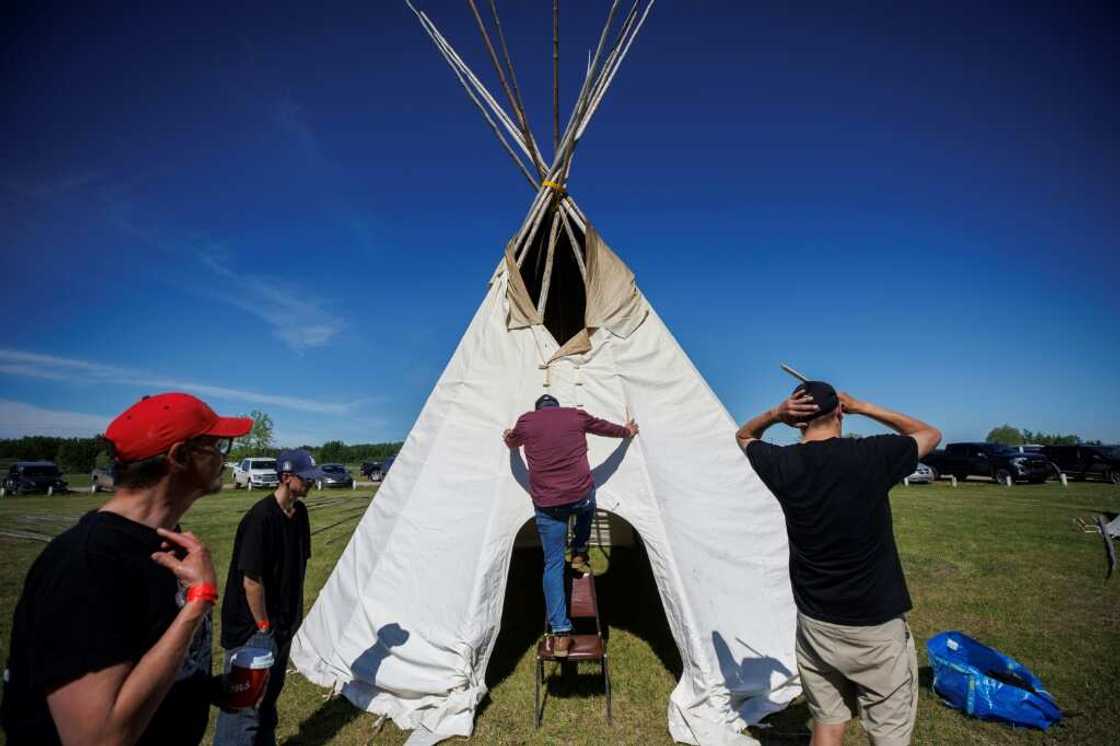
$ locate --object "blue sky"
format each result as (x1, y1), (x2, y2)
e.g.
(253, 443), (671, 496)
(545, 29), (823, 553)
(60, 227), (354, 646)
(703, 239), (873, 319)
(1, 1), (1117, 447)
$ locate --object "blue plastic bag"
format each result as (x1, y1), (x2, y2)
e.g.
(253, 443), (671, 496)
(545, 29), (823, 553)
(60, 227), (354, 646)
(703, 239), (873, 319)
(926, 631), (1062, 730)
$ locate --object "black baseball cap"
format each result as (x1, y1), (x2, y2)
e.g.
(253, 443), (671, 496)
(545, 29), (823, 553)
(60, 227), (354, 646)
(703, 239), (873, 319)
(535, 394), (560, 410)
(793, 381), (839, 422)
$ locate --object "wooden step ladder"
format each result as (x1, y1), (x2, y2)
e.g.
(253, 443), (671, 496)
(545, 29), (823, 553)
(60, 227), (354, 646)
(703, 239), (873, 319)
(534, 567), (611, 727)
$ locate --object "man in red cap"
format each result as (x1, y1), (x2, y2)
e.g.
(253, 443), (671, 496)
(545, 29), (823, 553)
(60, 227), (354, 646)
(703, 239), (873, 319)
(1, 393), (251, 746)
(737, 382), (940, 746)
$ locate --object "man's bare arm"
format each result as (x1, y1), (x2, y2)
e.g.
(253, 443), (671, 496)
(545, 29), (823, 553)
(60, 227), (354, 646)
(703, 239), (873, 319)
(243, 575), (268, 627)
(839, 393), (942, 457)
(47, 529), (214, 746)
(736, 392), (818, 448)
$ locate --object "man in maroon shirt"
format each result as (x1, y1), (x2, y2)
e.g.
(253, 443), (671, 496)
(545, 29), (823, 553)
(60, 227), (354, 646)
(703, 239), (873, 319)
(503, 394), (638, 656)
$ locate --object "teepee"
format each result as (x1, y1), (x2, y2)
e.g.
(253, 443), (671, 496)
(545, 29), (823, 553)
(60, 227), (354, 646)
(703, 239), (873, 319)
(292, 3), (799, 743)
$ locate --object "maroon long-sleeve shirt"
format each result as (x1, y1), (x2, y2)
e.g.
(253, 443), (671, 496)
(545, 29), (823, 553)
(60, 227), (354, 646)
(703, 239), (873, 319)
(505, 407), (630, 507)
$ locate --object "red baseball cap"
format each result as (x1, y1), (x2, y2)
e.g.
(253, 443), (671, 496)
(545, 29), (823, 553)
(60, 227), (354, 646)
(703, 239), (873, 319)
(105, 392), (253, 462)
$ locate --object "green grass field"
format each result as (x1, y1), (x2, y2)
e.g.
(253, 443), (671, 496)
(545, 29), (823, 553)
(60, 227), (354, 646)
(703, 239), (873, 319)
(2, 481), (1118, 745)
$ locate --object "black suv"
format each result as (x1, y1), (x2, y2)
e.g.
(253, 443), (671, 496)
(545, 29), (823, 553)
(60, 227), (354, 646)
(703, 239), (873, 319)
(360, 457), (395, 482)
(3, 461), (69, 495)
(1043, 445), (1120, 484)
(923, 443), (1053, 484)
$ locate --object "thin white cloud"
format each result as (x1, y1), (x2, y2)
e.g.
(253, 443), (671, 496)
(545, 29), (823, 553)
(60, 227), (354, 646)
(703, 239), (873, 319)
(3, 172), (103, 200)
(0, 348), (361, 416)
(0, 397), (390, 445)
(275, 96), (323, 166)
(198, 253), (344, 350)
(0, 399), (108, 438)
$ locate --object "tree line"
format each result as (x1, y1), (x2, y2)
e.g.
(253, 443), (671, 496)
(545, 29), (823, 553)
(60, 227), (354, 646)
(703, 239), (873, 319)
(0, 409), (402, 473)
(985, 424), (1102, 446)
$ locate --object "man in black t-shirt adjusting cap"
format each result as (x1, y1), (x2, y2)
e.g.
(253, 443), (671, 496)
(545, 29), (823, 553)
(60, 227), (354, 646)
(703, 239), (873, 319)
(215, 448), (320, 745)
(1, 392), (251, 746)
(737, 381), (941, 746)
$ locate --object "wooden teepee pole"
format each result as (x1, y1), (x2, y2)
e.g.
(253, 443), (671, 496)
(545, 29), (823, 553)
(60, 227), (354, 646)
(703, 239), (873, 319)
(536, 207), (562, 315)
(466, 0), (547, 177)
(553, 0), (560, 155)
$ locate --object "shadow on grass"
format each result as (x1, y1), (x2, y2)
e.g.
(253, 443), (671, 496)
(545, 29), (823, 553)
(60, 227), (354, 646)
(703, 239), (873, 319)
(920, 664), (934, 690)
(281, 696), (362, 745)
(749, 698), (812, 744)
(283, 623), (409, 745)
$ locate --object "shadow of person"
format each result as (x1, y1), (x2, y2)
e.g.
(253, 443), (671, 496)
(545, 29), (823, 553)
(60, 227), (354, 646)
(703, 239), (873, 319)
(591, 437), (631, 488)
(509, 448), (530, 492)
(712, 632), (811, 744)
(508, 433), (632, 494)
(283, 624), (410, 745)
(350, 623), (410, 683)
(712, 630), (795, 699)
(711, 629), (800, 735)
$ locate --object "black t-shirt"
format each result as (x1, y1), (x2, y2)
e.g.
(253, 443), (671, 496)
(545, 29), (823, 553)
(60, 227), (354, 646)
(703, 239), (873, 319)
(221, 496), (311, 648)
(746, 434), (918, 626)
(1, 511), (212, 745)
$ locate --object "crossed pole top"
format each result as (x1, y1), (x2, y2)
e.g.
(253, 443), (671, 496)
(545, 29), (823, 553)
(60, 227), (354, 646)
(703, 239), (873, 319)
(406, 2), (656, 262)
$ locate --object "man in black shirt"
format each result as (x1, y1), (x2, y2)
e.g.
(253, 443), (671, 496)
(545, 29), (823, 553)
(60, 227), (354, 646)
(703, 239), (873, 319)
(215, 448), (318, 745)
(1, 392), (251, 745)
(737, 381), (940, 746)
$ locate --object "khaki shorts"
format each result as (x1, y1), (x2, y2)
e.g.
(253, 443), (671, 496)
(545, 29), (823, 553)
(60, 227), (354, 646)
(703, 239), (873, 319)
(795, 613), (918, 746)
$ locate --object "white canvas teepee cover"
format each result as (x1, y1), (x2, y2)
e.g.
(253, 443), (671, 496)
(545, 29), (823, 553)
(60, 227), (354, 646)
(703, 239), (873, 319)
(292, 233), (799, 744)
(294, 3), (799, 742)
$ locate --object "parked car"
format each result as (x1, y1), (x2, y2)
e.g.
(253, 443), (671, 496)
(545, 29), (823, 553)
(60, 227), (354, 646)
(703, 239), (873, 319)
(232, 458), (279, 489)
(1043, 444), (1120, 484)
(3, 461), (68, 495)
(361, 457), (395, 482)
(89, 466), (114, 493)
(923, 443), (1054, 485)
(360, 461), (382, 481)
(905, 463), (935, 484)
(317, 463), (355, 489)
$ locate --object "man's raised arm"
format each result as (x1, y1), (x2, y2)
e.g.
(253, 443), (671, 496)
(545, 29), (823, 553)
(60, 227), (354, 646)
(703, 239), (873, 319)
(839, 393), (942, 457)
(736, 391), (819, 448)
(581, 411), (638, 439)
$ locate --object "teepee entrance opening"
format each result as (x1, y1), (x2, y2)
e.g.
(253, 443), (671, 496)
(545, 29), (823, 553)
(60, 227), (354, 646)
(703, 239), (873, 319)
(517, 208), (588, 347)
(489, 511), (680, 692)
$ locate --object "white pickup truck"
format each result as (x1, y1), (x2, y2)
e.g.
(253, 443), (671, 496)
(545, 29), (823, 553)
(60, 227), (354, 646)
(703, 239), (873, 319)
(232, 457), (279, 490)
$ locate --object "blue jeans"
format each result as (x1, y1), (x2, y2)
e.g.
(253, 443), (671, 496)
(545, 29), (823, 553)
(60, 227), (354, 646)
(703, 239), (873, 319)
(214, 630), (289, 746)
(534, 491), (595, 634)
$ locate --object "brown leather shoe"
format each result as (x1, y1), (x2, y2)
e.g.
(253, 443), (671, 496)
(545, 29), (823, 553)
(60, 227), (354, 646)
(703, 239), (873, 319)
(552, 634), (571, 658)
(570, 553), (591, 575)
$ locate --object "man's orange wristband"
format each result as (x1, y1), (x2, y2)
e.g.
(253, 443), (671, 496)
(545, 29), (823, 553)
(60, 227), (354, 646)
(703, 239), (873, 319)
(257, 620), (271, 632)
(186, 583), (219, 605)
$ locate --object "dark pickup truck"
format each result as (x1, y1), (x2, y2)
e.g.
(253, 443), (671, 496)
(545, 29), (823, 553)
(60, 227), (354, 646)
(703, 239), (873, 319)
(3, 461), (69, 495)
(923, 442), (1054, 485)
(1043, 445), (1120, 484)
